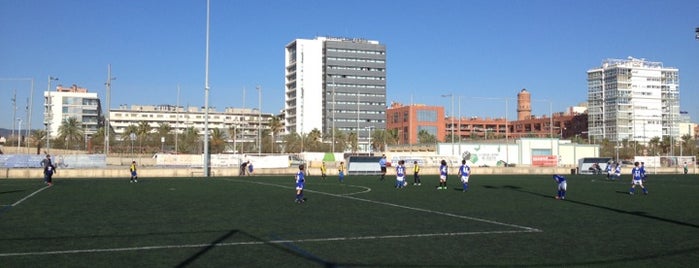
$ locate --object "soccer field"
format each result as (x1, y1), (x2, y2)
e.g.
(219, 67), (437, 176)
(1, 173), (699, 267)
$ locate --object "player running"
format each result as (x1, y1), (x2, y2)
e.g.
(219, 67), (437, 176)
(629, 162), (648, 195)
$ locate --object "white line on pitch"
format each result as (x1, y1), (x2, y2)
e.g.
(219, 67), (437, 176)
(227, 179), (541, 232)
(0, 229), (538, 257)
(11, 185), (51, 207)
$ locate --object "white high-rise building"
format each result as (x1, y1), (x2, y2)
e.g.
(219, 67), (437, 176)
(284, 37), (386, 150)
(587, 57), (680, 144)
(44, 84), (102, 138)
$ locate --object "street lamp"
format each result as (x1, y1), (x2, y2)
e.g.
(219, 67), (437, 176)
(46, 76), (58, 153)
(441, 93), (455, 156)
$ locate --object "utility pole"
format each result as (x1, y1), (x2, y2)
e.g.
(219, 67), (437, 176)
(46, 76), (58, 153)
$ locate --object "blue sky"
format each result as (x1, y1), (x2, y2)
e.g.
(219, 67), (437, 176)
(1, 0), (698, 130)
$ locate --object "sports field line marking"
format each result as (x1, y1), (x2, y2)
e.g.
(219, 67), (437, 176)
(11, 185), (51, 207)
(0, 229), (537, 257)
(227, 179), (541, 232)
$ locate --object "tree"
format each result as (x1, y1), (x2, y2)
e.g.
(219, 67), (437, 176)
(268, 116), (283, 153)
(179, 127), (200, 154)
(307, 128), (323, 152)
(371, 129), (388, 152)
(227, 125), (239, 153)
(29, 130), (46, 155)
(57, 117), (84, 150)
(209, 128), (227, 154)
(137, 121), (152, 153)
(648, 136), (661, 156)
(418, 130), (437, 144)
(347, 132), (358, 153)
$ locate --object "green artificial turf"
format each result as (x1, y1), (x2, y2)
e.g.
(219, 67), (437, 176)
(1, 173), (698, 267)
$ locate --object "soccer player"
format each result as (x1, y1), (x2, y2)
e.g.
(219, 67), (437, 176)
(40, 154), (56, 186)
(459, 160), (471, 192)
(247, 161), (254, 176)
(130, 161), (138, 183)
(338, 161), (345, 183)
(629, 161), (648, 195)
(437, 159), (448, 190)
(605, 162), (613, 180)
(684, 162), (689, 175)
(379, 154), (387, 181)
(413, 161), (421, 186)
(640, 162), (648, 182)
(553, 174), (567, 200)
(395, 160), (406, 188)
(320, 161), (327, 180)
(612, 163), (621, 181)
(295, 164), (306, 204)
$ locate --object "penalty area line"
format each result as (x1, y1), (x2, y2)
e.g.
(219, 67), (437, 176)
(12, 185), (52, 207)
(0, 229), (539, 257)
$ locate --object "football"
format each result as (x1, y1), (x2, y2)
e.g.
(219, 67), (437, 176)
(555, 195), (560, 200)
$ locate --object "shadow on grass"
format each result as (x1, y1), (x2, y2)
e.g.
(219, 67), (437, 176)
(0, 190), (25, 195)
(486, 185), (699, 230)
(174, 230), (340, 268)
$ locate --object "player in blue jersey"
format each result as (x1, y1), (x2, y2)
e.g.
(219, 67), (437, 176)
(605, 162), (613, 180)
(295, 164), (306, 203)
(640, 162), (648, 182)
(612, 163), (621, 181)
(553, 174), (567, 200)
(629, 162), (648, 195)
(437, 159), (448, 190)
(395, 160), (406, 188)
(459, 160), (471, 192)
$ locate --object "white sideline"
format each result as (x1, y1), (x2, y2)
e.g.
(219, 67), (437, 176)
(11, 185), (51, 207)
(0, 229), (538, 257)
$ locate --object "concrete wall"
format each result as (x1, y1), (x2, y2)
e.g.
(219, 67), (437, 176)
(4, 166), (692, 179)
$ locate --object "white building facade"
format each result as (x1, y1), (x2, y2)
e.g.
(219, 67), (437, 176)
(587, 57), (680, 144)
(284, 37), (387, 150)
(109, 105), (276, 143)
(43, 84), (102, 138)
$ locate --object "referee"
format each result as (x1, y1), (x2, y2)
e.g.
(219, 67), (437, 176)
(379, 154), (387, 181)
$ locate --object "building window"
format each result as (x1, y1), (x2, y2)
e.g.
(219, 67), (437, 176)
(417, 126), (437, 137)
(417, 110), (437, 122)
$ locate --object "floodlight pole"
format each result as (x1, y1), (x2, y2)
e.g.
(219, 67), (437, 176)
(203, 0), (211, 177)
(46, 76), (58, 154)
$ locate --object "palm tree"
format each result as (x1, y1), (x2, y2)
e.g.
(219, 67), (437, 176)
(137, 121), (152, 153)
(308, 128), (323, 152)
(58, 117), (84, 150)
(180, 127), (200, 154)
(269, 116), (283, 153)
(209, 128), (227, 154)
(29, 130), (46, 155)
(648, 136), (661, 156)
(347, 132), (358, 153)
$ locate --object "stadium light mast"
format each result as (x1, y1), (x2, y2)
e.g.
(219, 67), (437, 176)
(46, 76), (58, 153)
(0, 78), (35, 153)
(203, 0), (211, 177)
(104, 64), (115, 155)
(257, 85), (261, 155)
